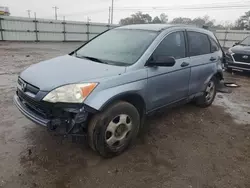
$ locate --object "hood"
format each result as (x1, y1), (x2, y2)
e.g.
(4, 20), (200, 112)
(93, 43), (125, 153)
(231, 45), (250, 55)
(20, 55), (126, 91)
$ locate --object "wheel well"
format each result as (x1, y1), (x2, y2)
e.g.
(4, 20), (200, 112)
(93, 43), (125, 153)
(120, 94), (146, 118)
(101, 94), (146, 118)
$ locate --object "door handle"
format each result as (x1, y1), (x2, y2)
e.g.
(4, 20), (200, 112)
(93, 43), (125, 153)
(210, 57), (217, 61)
(181, 62), (189, 67)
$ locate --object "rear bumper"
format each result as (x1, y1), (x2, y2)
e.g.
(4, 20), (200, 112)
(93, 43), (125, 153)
(14, 94), (50, 126)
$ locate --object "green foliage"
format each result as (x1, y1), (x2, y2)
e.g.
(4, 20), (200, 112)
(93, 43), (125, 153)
(171, 15), (215, 27)
(152, 16), (161, 23)
(234, 11), (250, 30)
(171, 17), (192, 24)
(120, 12), (152, 25)
(159, 13), (168, 23)
(120, 12), (168, 25)
(119, 11), (250, 30)
(120, 13), (215, 27)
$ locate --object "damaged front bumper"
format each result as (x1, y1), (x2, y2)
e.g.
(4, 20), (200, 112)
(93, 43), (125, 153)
(14, 94), (50, 126)
(14, 89), (97, 135)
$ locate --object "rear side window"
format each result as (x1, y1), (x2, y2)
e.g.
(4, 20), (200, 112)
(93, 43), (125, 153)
(187, 32), (210, 56)
(153, 31), (186, 60)
(209, 37), (220, 52)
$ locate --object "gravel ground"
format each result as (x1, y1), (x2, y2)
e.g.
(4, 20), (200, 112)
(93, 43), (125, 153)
(0, 42), (250, 188)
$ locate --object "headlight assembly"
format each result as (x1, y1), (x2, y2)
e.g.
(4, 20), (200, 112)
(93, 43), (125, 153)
(43, 83), (98, 103)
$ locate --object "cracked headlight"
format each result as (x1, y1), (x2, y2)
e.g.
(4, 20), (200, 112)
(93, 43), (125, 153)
(43, 83), (98, 103)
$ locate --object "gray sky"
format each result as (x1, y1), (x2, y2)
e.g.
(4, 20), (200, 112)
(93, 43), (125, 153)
(1, 0), (250, 24)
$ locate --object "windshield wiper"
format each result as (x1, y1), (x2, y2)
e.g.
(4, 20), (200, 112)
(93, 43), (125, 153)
(75, 53), (127, 66)
(83, 56), (107, 63)
(75, 54), (108, 64)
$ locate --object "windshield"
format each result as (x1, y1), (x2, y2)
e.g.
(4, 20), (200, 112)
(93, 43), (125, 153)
(240, 36), (250, 46)
(75, 29), (157, 66)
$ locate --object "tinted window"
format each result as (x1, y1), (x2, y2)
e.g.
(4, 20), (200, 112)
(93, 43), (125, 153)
(76, 29), (157, 65)
(188, 32), (210, 56)
(209, 37), (219, 52)
(153, 32), (186, 60)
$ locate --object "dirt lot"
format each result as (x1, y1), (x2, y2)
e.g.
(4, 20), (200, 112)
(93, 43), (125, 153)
(0, 42), (250, 188)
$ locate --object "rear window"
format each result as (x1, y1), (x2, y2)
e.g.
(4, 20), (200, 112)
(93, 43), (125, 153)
(187, 31), (210, 56)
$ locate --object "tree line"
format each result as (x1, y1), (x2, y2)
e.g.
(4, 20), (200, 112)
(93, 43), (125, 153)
(119, 11), (250, 30)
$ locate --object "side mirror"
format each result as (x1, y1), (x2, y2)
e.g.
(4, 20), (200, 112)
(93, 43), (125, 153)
(148, 56), (176, 67)
(233, 42), (239, 47)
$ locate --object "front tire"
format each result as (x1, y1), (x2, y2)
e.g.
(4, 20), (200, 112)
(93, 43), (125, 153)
(88, 101), (140, 158)
(195, 77), (217, 108)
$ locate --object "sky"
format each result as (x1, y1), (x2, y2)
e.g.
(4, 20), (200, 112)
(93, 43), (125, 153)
(1, 0), (250, 24)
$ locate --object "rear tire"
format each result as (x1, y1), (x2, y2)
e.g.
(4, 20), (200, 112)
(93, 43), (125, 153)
(88, 101), (140, 158)
(195, 77), (217, 108)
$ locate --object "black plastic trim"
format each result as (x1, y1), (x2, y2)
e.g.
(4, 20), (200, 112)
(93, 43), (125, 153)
(14, 95), (50, 127)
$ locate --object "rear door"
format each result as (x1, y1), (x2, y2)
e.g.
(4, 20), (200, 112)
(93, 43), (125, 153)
(187, 31), (215, 95)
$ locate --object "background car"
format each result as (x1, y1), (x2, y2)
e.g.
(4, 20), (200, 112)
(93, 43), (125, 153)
(225, 36), (250, 72)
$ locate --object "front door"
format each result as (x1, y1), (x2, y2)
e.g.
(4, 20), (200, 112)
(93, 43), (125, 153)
(147, 31), (191, 111)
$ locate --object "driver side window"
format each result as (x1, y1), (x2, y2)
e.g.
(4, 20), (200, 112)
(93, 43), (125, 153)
(153, 31), (186, 60)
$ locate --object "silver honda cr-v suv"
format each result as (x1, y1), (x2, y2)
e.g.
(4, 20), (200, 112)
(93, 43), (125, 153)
(14, 24), (224, 157)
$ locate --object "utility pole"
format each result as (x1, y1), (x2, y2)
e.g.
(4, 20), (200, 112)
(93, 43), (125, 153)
(34, 12), (38, 42)
(63, 16), (66, 42)
(111, 0), (114, 24)
(27, 10), (31, 18)
(108, 7), (111, 24)
(52, 6), (59, 20)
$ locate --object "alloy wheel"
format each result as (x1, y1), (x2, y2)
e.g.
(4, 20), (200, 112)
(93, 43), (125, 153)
(105, 114), (132, 148)
(205, 80), (215, 103)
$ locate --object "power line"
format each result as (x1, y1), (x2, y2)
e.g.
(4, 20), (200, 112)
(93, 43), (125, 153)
(115, 1), (250, 10)
(46, 1), (250, 18)
(58, 8), (107, 17)
(52, 6), (59, 20)
(32, 1), (250, 23)
(115, 5), (250, 11)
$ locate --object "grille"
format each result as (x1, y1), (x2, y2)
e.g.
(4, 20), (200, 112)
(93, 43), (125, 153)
(17, 90), (50, 118)
(233, 54), (250, 63)
(18, 78), (40, 95)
